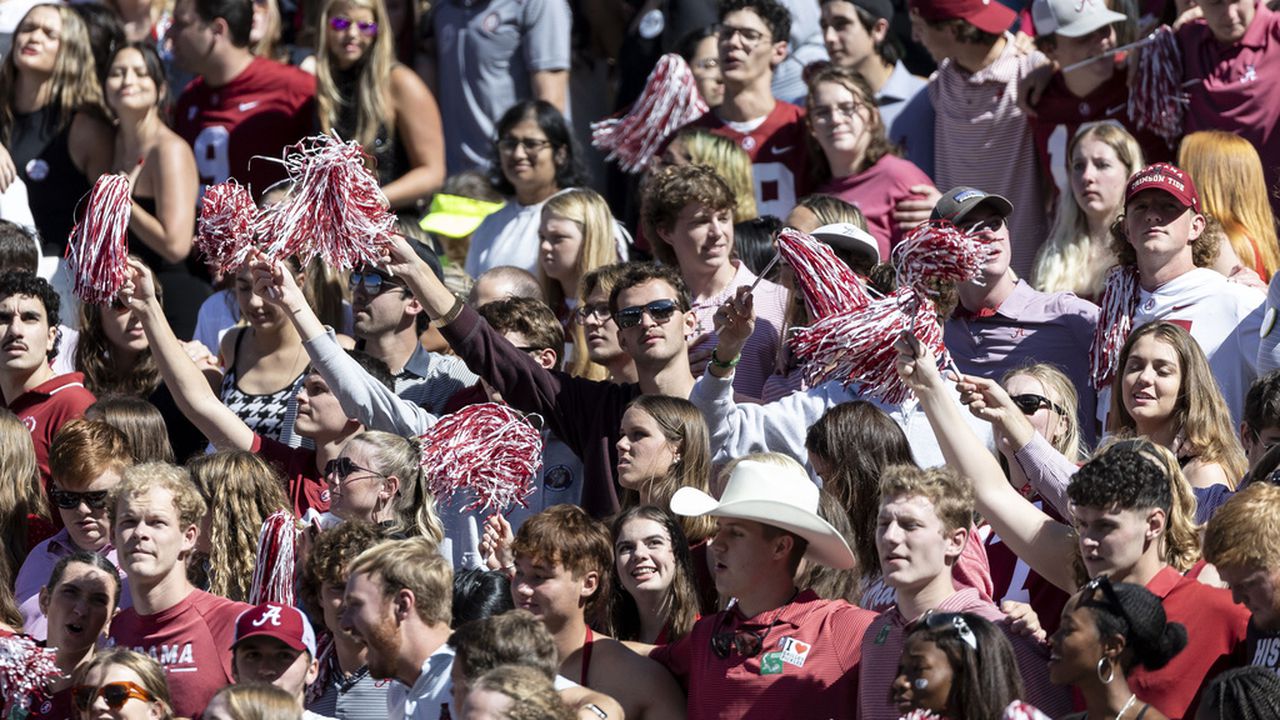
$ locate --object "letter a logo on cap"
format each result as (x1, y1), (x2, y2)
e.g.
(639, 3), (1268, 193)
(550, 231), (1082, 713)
(252, 605), (284, 628)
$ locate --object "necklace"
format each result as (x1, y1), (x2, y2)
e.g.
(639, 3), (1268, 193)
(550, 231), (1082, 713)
(1114, 694), (1138, 720)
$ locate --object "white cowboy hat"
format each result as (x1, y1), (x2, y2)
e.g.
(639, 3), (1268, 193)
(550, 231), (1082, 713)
(670, 459), (856, 570)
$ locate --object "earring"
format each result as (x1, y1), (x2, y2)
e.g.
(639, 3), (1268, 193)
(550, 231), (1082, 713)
(1096, 656), (1114, 685)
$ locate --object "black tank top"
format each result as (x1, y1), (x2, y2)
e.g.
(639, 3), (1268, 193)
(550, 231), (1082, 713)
(9, 106), (91, 256)
(129, 196), (185, 274)
(332, 65), (409, 187)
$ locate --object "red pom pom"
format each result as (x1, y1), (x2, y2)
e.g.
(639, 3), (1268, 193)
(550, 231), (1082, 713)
(258, 133), (397, 270)
(250, 510), (298, 605)
(0, 634), (60, 713)
(775, 228), (871, 320)
(790, 287), (950, 404)
(591, 54), (709, 173)
(418, 403), (543, 514)
(1089, 265), (1140, 389)
(1127, 26), (1185, 142)
(196, 181), (259, 272)
(892, 220), (995, 291)
(66, 174), (132, 305)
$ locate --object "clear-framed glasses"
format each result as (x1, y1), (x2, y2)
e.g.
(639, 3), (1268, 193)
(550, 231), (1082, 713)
(810, 101), (865, 125)
(716, 23), (770, 49)
(497, 137), (552, 156)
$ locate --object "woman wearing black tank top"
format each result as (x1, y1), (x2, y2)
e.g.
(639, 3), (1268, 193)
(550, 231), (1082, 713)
(103, 41), (207, 339)
(314, 0), (444, 212)
(0, 4), (112, 258)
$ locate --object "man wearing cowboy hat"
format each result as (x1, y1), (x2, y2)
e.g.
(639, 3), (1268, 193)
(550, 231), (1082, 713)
(650, 453), (876, 720)
(857, 464), (1071, 719)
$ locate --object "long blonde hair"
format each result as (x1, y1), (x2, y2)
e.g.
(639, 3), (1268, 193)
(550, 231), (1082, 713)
(1002, 363), (1083, 461)
(539, 188), (620, 312)
(568, 263), (630, 381)
(678, 128), (758, 222)
(187, 451), (293, 602)
(0, 4), (103, 144)
(315, 0), (394, 149)
(0, 409), (42, 579)
(1033, 122), (1144, 297)
(1107, 322), (1248, 487)
(1178, 130), (1280, 281)
(348, 431), (445, 543)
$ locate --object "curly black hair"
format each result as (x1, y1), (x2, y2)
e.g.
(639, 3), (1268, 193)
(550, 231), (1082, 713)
(0, 271), (60, 361)
(1080, 580), (1187, 673)
(719, 0), (793, 43)
(1066, 441), (1172, 513)
(1199, 667), (1280, 720)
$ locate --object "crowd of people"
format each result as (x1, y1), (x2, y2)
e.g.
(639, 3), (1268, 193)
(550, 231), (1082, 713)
(1, 0), (1280, 717)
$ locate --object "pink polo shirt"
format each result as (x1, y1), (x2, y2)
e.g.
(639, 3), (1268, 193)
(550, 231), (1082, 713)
(651, 589), (875, 720)
(817, 154), (934, 259)
(1180, 3), (1280, 216)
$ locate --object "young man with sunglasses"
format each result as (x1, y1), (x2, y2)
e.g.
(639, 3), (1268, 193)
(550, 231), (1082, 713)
(0, 271), (95, 489)
(108, 463), (253, 718)
(348, 238), (476, 415)
(859, 464), (1070, 719)
(376, 235), (696, 517)
(936, 186), (1099, 445)
(1204, 483), (1280, 675)
(507, 505), (686, 720)
(229, 603), (328, 718)
(649, 454), (873, 719)
(16, 420), (133, 640)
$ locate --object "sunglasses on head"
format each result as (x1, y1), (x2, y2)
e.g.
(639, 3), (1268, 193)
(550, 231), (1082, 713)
(1081, 574), (1135, 627)
(613, 299), (679, 330)
(323, 457), (383, 482)
(73, 681), (154, 712)
(50, 488), (110, 510)
(1009, 393), (1066, 417)
(329, 15), (378, 36)
(918, 611), (978, 650)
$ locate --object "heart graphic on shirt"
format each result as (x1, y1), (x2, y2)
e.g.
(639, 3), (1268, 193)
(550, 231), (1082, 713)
(793, 642), (810, 655)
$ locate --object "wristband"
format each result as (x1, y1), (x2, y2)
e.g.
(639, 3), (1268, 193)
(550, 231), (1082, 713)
(430, 296), (465, 328)
(710, 347), (740, 369)
(584, 704), (608, 719)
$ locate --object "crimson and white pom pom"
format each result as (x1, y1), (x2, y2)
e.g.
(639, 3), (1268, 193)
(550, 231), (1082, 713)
(1127, 26), (1184, 142)
(892, 220), (994, 292)
(66, 174), (131, 305)
(1002, 701), (1052, 720)
(591, 54), (709, 173)
(258, 133), (396, 269)
(775, 227), (870, 320)
(0, 634), (59, 712)
(1089, 265), (1140, 390)
(249, 510), (298, 606)
(196, 181), (259, 272)
(418, 403), (542, 514)
(899, 709), (943, 720)
(790, 287), (950, 404)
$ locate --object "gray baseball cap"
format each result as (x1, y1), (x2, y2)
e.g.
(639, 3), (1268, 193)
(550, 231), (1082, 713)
(930, 187), (1014, 225)
(1031, 0), (1127, 38)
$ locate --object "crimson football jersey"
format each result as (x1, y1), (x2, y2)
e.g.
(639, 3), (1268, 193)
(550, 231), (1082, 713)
(174, 57), (316, 199)
(684, 101), (812, 219)
(978, 498), (1071, 635)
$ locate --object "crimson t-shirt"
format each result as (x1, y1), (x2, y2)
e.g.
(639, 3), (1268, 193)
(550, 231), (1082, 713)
(817, 153), (933, 259)
(109, 589), (251, 719)
(174, 57), (316, 199)
(980, 498), (1071, 636)
(4, 372), (95, 498)
(682, 101), (812, 219)
(251, 433), (330, 518)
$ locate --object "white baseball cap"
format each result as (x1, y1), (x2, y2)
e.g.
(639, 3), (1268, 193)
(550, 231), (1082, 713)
(1032, 0), (1127, 38)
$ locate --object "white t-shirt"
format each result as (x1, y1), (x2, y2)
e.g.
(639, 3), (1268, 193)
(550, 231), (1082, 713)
(388, 645), (454, 720)
(465, 200), (545, 279)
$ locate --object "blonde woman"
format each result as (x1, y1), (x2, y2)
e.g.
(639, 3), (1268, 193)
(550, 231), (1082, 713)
(539, 188), (621, 320)
(0, 409), (46, 572)
(1033, 122), (1145, 299)
(1179, 130), (1280, 282)
(0, 4), (112, 258)
(71, 648), (175, 720)
(205, 683), (302, 720)
(315, 0), (444, 210)
(326, 430), (445, 543)
(187, 451), (293, 603)
(462, 665), (575, 720)
(672, 129), (757, 222)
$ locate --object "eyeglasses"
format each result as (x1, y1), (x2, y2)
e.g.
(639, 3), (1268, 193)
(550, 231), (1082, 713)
(918, 611), (978, 651)
(962, 216), (1006, 234)
(716, 23), (771, 48)
(810, 102), (865, 125)
(613, 299), (680, 330)
(348, 271), (405, 296)
(497, 137), (552, 156)
(709, 613), (783, 659)
(1009, 393), (1067, 417)
(50, 489), (110, 510)
(329, 16), (378, 36)
(324, 457), (384, 483)
(573, 302), (612, 326)
(73, 682), (154, 712)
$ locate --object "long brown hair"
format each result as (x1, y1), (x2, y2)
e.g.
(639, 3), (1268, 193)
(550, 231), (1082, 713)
(1107, 321), (1247, 487)
(0, 5), (104, 144)
(75, 258), (161, 398)
(804, 64), (898, 185)
(620, 395), (714, 543)
(607, 505), (701, 642)
(0, 409), (42, 597)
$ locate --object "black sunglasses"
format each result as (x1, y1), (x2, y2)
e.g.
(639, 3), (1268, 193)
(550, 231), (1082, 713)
(917, 611), (978, 650)
(73, 681), (154, 712)
(349, 271), (405, 296)
(709, 615), (783, 659)
(323, 457), (384, 482)
(50, 488), (110, 510)
(1009, 393), (1067, 417)
(613, 299), (679, 330)
(962, 216), (1005, 234)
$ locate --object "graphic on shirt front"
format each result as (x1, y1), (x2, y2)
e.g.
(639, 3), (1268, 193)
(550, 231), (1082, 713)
(777, 636), (810, 668)
(127, 642), (197, 669)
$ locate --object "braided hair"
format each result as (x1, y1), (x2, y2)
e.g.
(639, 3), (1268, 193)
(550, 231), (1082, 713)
(1199, 667), (1280, 720)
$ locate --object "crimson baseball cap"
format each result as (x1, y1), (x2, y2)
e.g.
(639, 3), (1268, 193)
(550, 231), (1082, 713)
(1124, 163), (1201, 214)
(910, 0), (1016, 34)
(232, 603), (317, 657)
